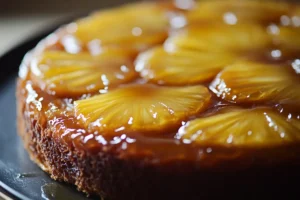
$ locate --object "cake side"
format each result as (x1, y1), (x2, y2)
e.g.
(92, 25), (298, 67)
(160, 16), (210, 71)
(16, 80), (300, 199)
(16, 0), (300, 199)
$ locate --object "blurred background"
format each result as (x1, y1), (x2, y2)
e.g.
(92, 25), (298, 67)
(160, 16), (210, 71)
(0, 0), (140, 55)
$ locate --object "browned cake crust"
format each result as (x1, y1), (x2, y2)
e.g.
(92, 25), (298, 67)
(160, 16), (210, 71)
(16, 79), (300, 199)
(16, 1), (300, 199)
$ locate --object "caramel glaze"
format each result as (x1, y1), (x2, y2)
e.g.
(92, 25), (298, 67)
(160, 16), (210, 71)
(18, 0), (300, 171)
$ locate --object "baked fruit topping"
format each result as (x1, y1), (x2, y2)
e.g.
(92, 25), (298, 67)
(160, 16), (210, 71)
(17, 1), (300, 199)
(74, 84), (211, 133)
(164, 24), (271, 53)
(187, 0), (290, 24)
(165, 24), (300, 54)
(29, 49), (137, 96)
(177, 107), (300, 147)
(73, 3), (169, 51)
(135, 47), (236, 85)
(209, 61), (300, 108)
(272, 26), (300, 49)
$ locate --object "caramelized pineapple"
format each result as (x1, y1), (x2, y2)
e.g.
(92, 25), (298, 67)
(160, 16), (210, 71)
(73, 3), (169, 51)
(187, 0), (290, 24)
(209, 61), (300, 107)
(17, 1), (300, 198)
(135, 47), (236, 85)
(74, 84), (211, 133)
(177, 107), (300, 147)
(165, 24), (271, 53)
(271, 26), (300, 49)
(30, 50), (137, 96)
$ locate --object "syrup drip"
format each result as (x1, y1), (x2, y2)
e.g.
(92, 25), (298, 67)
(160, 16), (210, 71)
(19, 0), (300, 166)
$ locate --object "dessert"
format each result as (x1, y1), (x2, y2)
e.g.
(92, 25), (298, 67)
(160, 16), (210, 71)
(17, 0), (300, 199)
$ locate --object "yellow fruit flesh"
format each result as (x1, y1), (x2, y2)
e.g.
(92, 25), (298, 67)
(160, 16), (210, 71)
(165, 24), (271, 53)
(23, 0), (300, 153)
(177, 107), (300, 147)
(135, 47), (236, 85)
(30, 50), (137, 96)
(74, 84), (211, 134)
(74, 3), (169, 50)
(187, 0), (290, 24)
(209, 61), (300, 107)
(272, 26), (300, 49)
(166, 24), (300, 54)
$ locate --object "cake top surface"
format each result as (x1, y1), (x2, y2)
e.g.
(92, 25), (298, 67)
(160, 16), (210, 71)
(19, 0), (300, 168)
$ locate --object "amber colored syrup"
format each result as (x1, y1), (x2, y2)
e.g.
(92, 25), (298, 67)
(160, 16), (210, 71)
(19, 1), (300, 168)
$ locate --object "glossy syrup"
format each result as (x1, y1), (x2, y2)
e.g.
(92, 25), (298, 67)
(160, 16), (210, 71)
(19, 0), (300, 167)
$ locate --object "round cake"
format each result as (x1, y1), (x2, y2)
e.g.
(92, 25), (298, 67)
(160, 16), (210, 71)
(17, 0), (300, 199)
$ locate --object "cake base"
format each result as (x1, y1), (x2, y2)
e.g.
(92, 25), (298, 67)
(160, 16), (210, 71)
(17, 80), (300, 200)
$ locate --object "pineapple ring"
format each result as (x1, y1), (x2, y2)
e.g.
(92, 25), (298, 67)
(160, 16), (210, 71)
(177, 107), (300, 147)
(164, 24), (271, 53)
(272, 26), (300, 49)
(135, 47), (236, 85)
(187, 0), (290, 25)
(30, 50), (137, 96)
(209, 61), (300, 107)
(74, 84), (211, 134)
(165, 24), (300, 53)
(73, 3), (169, 51)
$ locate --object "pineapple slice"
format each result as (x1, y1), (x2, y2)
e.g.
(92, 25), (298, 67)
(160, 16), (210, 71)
(165, 24), (271, 53)
(30, 50), (137, 96)
(187, 0), (289, 24)
(73, 3), (169, 51)
(279, 7), (300, 27)
(271, 26), (300, 49)
(74, 84), (211, 134)
(135, 47), (236, 85)
(209, 61), (300, 107)
(177, 107), (300, 147)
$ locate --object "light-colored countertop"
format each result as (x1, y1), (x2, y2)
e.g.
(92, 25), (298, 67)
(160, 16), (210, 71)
(0, 14), (67, 56)
(0, 0), (138, 56)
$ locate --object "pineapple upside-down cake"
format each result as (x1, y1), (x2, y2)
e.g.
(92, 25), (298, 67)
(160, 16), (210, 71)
(17, 0), (300, 199)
